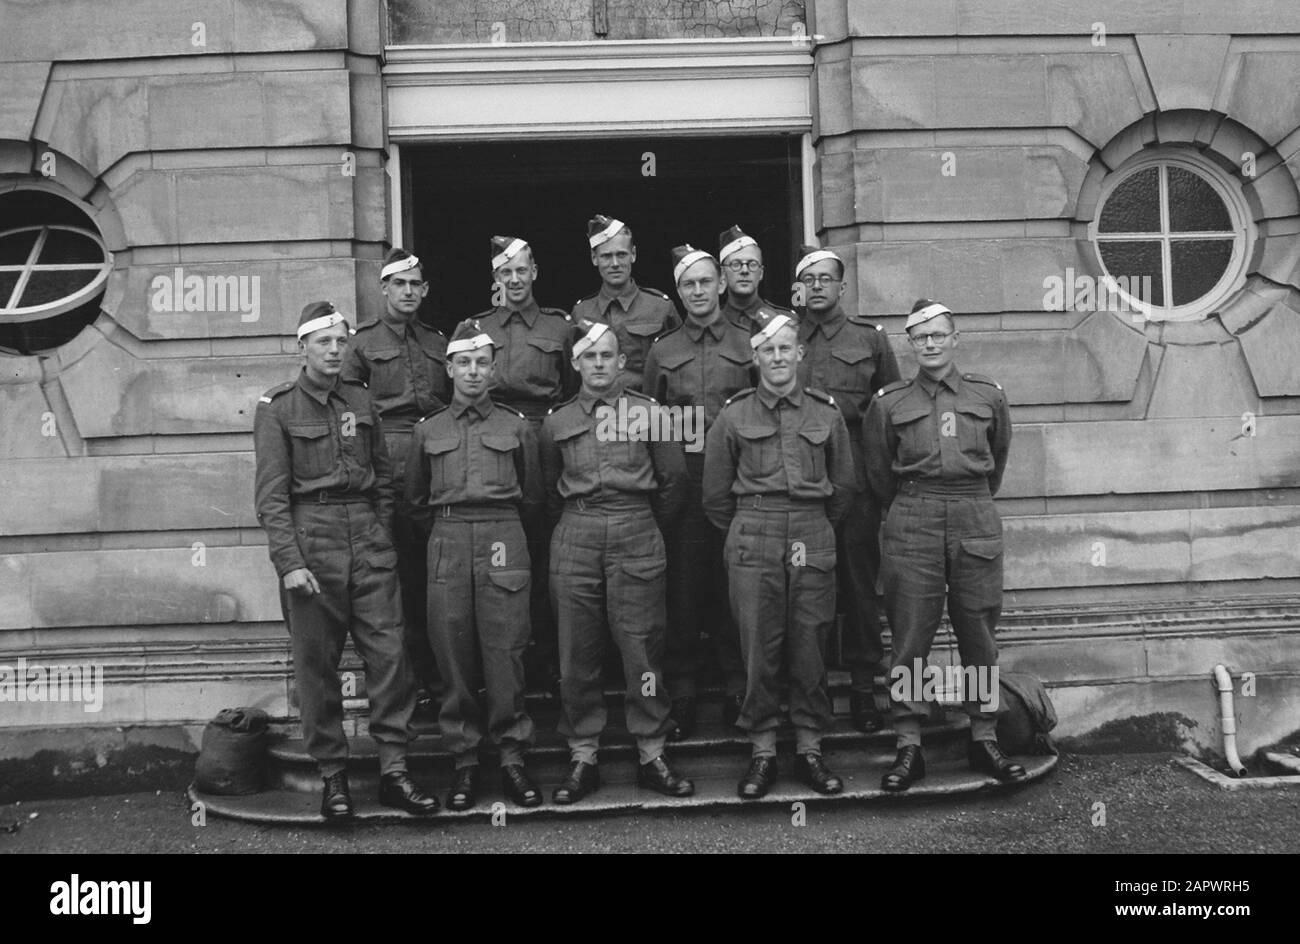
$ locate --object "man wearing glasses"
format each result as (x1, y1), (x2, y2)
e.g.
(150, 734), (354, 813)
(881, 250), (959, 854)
(794, 244), (900, 734)
(342, 249), (449, 705)
(718, 224), (797, 335)
(863, 299), (1024, 791)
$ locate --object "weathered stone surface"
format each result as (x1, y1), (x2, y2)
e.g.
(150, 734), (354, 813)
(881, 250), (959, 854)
(58, 340), (294, 437)
(1135, 34), (1230, 113)
(997, 421), (1044, 499)
(1097, 114), (1157, 174)
(816, 149), (855, 228)
(1047, 54), (1146, 149)
(952, 1), (1300, 35)
(813, 52), (853, 138)
(0, 0), (348, 62)
(110, 259), (359, 340)
(1236, 300), (1300, 397)
(0, 453), (257, 535)
(851, 56), (1048, 131)
(1003, 509), (1193, 589)
(1251, 230), (1300, 291)
(952, 331), (1067, 406)
(1218, 280), (1290, 334)
(1, 546), (280, 631)
(1189, 504), (1300, 582)
(1145, 337), (1259, 419)
(1224, 52), (1300, 146)
(1064, 311), (1148, 403)
(0, 62), (50, 140)
(1244, 160), (1300, 221)
(1041, 416), (1300, 495)
(0, 385), (67, 460)
(40, 78), (149, 178)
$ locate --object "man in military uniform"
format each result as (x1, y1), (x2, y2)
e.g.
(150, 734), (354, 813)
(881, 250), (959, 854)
(405, 319), (545, 811)
(643, 245), (754, 738)
(703, 311), (857, 800)
(341, 248), (447, 703)
(475, 235), (577, 689)
(794, 244), (901, 732)
(718, 224), (797, 335)
(253, 301), (439, 820)
(863, 299), (1025, 791)
(539, 321), (693, 803)
(571, 215), (680, 391)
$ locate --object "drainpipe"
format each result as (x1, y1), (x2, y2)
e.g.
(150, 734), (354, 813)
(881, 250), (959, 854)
(1212, 665), (1247, 777)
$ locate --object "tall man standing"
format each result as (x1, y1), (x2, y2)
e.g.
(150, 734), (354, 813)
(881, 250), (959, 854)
(342, 249), (448, 702)
(643, 245), (754, 738)
(704, 310), (857, 800)
(571, 214), (679, 391)
(254, 301), (439, 820)
(864, 299), (1025, 791)
(476, 236), (577, 688)
(540, 321), (693, 804)
(718, 224), (797, 335)
(405, 319), (545, 811)
(793, 244), (901, 732)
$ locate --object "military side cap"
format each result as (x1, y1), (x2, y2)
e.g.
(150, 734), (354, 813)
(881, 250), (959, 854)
(794, 243), (841, 279)
(718, 224), (757, 263)
(571, 317), (612, 357)
(446, 318), (496, 356)
(381, 248), (421, 281)
(749, 306), (798, 349)
(587, 214), (626, 248)
(672, 243), (715, 283)
(297, 300), (349, 339)
(905, 298), (953, 331)
(491, 235), (529, 270)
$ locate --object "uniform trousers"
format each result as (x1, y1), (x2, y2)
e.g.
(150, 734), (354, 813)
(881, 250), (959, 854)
(664, 452), (745, 699)
(550, 498), (673, 764)
(724, 500), (837, 756)
(838, 488), (887, 692)
(385, 429), (440, 692)
(881, 480), (1004, 746)
(426, 506), (534, 769)
(518, 413), (557, 684)
(287, 500), (414, 776)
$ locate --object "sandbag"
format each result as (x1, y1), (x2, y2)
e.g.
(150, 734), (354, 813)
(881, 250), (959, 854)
(996, 671), (1058, 756)
(194, 707), (270, 795)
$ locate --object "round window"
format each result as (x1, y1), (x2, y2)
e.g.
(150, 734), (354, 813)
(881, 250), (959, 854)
(1090, 152), (1252, 322)
(0, 188), (113, 355)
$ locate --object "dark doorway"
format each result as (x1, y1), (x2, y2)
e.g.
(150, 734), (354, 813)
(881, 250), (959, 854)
(403, 136), (802, 333)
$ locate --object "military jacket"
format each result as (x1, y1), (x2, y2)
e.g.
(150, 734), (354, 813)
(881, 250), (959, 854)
(340, 314), (449, 433)
(253, 370), (394, 576)
(571, 280), (680, 391)
(862, 367), (1012, 505)
(722, 293), (796, 335)
(474, 300), (577, 418)
(702, 384), (857, 532)
(642, 316), (756, 432)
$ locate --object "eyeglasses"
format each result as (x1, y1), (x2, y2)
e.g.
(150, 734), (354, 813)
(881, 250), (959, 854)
(799, 274), (840, 287)
(725, 259), (762, 272)
(908, 331), (953, 347)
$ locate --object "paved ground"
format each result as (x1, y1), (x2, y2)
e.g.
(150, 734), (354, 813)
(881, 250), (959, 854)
(2, 752), (1295, 854)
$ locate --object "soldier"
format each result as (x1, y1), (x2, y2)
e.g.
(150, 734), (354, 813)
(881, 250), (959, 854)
(863, 299), (1025, 791)
(703, 310), (857, 800)
(718, 224), (797, 335)
(475, 235), (576, 689)
(794, 244), (901, 732)
(643, 244), (754, 738)
(341, 248), (447, 704)
(539, 320), (693, 804)
(405, 319), (545, 811)
(571, 214), (680, 391)
(253, 301), (439, 820)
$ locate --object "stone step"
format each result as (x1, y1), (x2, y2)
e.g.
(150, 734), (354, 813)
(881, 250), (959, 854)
(191, 752), (1058, 826)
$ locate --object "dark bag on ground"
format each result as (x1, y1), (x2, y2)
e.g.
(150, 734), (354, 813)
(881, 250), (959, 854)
(996, 672), (1058, 755)
(194, 707), (271, 795)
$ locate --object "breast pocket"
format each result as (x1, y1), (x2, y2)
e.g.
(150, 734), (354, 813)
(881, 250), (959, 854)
(479, 433), (519, 487)
(956, 400), (993, 460)
(827, 348), (873, 419)
(287, 422), (334, 478)
(366, 348), (405, 398)
(892, 406), (932, 464)
(424, 436), (463, 493)
(797, 425), (830, 482)
(523, 336), (564, 388)
(622, 321), (663, 373)
(735, 425), (780, 481)
(553, 423), (595, 477)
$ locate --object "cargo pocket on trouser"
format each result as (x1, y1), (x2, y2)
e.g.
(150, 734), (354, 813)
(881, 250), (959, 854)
(952, 536), (1004, 613)
(482, 568), (532, 650)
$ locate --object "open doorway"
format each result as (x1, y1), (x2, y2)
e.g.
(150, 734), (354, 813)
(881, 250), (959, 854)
(402, 136), (802, 332)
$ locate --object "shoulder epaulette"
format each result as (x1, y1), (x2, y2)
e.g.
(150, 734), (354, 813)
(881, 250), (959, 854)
(258, 380), (296, 404)
(846, 314), (884, 331)
(541, 307), (573, 321)
(547, 393), (580, 415)
(354, 317), (380, 331)
(723, 388), (756, 408)
(340, 377), (368, 389)
(650, 323), (683, 345)
(415, 405), (449, 424)
(805, 386), (836, 407)
(640, 286), (672, 301)
(763, 300), (796, 315)
(574, 292), (598, 306)
(472, 308), (499, 319)
(874, 378), (912, 399)
(625, 388), (658, 405)
(499, 403), (527, 420)
(963, 372), (1004, 391)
